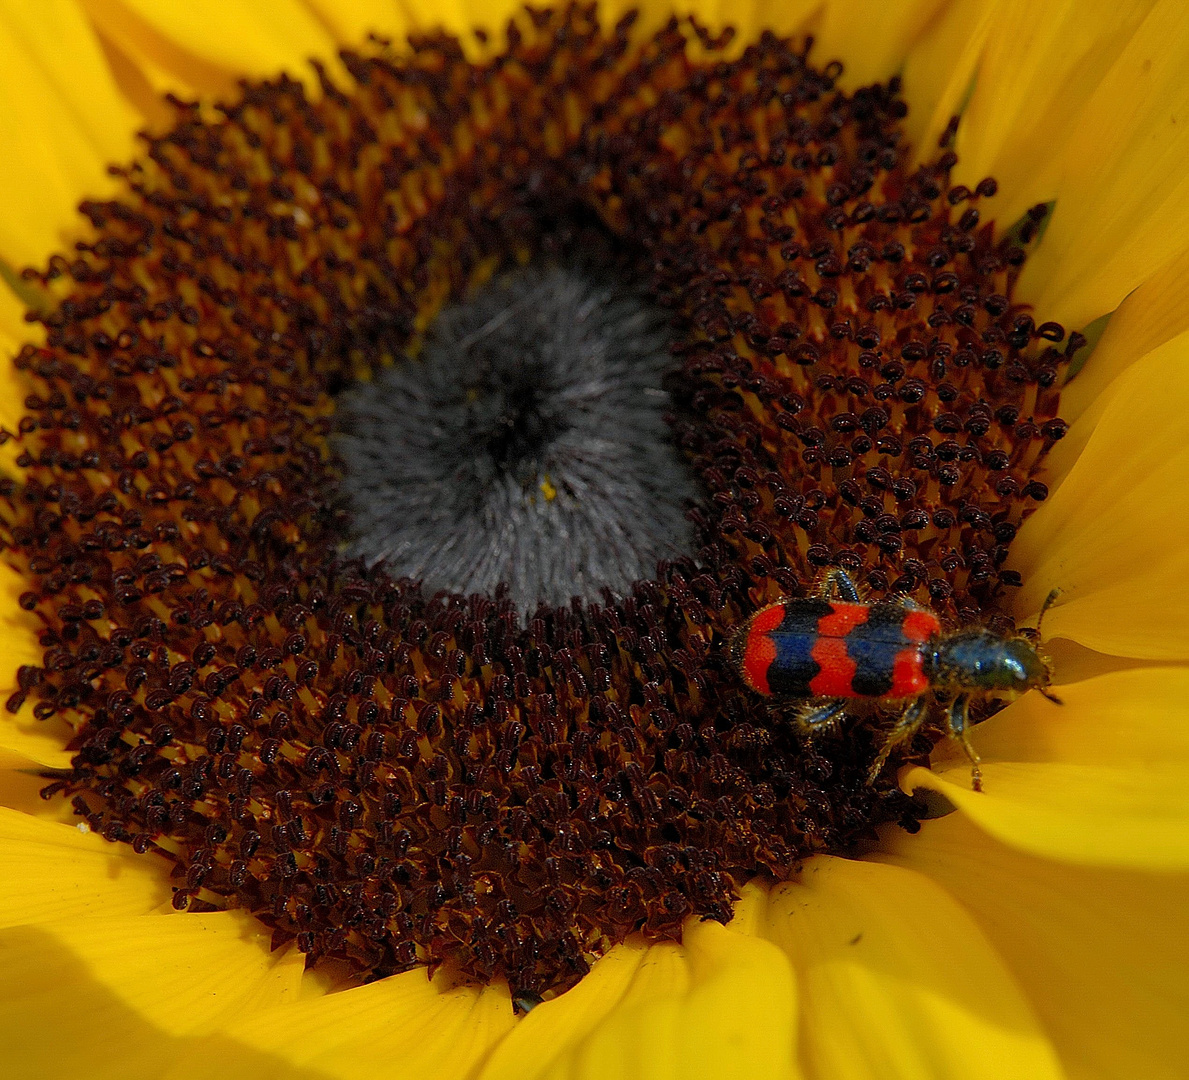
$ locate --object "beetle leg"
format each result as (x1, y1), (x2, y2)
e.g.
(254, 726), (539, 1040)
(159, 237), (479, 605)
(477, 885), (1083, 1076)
(946, 693), (982, 791)
(817, 568), (862, 603)
(790, 698), (848, 736)
(867, 696), (929, 784)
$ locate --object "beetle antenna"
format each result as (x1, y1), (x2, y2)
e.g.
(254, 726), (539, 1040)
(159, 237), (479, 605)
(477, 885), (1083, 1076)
(1035, 588), (1060, 637)
(1019, 588), (1060, 644)
(1038, 687), (1063, 706)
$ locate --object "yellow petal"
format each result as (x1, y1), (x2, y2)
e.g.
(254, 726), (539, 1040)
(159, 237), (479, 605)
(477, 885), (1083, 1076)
(673, 0), (822, 46)
(1041, 635), (1151, 686)
(0, 805), (170, 927)
(408, 0), (818, 56)
(86, 0), (335, 84)
(811, 0), (949, 92)
(1043, 325), (1189, 489)
(876, 811), (1189, 1080)
(1056, 237), (1189, 423)
(0, 275), (24, 347)
(0, 748), (78, 822)
(478, 941), (649, 1080)
(532, 885), (798, 1080)
(303, 0), (411, 44)
(903, 667), (1189, 868)
(485, 881), (798, 1080)
(0, 563), (74, 770)
(0, 0), (140, 159)
(951, 0), (1156, 231)
(1008, 329), (1189, 659)
(174, 968), (516, 1080)
(88, 19), (184, 131)
(0, 707), (71, 773)
(398, 0), (526, 39)
(0, 565), (79, 784)
(0, 282), (34, 438)
(0, 910), (307, 1080)
(0, 0), (137, 269)
(1014, 0), (1189, 330)
(765, 856), (1063, 1080)
(900, 0), (1002, 164)
(81, 0), (240, 99)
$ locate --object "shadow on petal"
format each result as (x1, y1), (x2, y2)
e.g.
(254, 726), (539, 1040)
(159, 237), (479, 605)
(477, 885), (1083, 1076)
(0, 920), (327, 1080)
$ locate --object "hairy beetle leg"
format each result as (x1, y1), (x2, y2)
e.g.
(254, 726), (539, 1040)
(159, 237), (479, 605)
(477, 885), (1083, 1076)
(867, 696), (930, 784)
(816, 568), (863, 603)
(791, 698), (849, 736)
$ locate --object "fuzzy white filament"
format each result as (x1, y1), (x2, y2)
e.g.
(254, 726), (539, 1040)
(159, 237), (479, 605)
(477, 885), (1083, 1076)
(334, 261), (698, 615)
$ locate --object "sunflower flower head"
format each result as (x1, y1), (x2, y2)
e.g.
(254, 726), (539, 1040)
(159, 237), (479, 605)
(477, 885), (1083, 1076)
(1, 2), (1188, 1078)
(0, 4), (1074, 1001)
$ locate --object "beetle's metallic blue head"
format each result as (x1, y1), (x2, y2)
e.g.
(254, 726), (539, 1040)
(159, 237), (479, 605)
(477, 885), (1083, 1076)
(930, 628), (1050, 693)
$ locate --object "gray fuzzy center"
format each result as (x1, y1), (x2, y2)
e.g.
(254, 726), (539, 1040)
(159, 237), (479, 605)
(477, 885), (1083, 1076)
(333, 262), (698, 614)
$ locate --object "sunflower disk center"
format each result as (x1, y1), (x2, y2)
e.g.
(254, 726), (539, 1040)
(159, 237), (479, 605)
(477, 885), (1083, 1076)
(334, 260), (697, 615)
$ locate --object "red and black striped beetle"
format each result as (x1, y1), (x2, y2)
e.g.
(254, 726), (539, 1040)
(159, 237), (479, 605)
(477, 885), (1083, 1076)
(730, 568), (1059, 789)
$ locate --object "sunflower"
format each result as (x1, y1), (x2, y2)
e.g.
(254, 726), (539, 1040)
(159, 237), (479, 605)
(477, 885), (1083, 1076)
(1, 0), (1187, 1077)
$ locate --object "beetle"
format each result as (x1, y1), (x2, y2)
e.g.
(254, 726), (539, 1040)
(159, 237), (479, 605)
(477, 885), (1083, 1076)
(730, 568), (1059, 789)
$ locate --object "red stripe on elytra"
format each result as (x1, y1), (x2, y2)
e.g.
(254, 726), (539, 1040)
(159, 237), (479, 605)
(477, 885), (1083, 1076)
(890, 646), (929, 696)
(816, 602), (869, 637)
(901, 609), (941, 643)
(742, 604), (785, 695)
(809, 635), (857, 696)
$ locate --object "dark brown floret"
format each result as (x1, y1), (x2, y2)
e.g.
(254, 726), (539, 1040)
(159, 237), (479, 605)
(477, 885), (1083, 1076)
(0, 5), (1068, 998)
